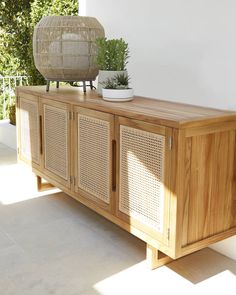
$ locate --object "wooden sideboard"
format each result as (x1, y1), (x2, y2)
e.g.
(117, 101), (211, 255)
(16, 86), (236, 269)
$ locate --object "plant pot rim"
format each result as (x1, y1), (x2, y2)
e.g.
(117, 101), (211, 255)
(102, 88), (132, 90)
(99, 69), (127, 72)
(102, 88), (134, 102)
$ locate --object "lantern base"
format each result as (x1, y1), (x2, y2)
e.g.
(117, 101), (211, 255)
(46, 80), (96, 93)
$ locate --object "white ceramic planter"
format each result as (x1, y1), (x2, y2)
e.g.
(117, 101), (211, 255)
(97, 70), (127, 96)
(102, 88), (134, 102)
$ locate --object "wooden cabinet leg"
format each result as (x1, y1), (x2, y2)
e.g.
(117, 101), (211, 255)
(36, 175), (54, 191)
(146, 244), (173, 270)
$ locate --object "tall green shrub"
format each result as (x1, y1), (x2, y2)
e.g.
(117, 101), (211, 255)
(0, 0), (78, 84)
(95, 38), (129, 71)
(0, 0), (78, 120)
(0, 1), (32, 76)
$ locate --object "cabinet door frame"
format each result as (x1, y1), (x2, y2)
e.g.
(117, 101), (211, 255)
(115, 116), (172, 245)
(40, 98), (71, 189)
(73, 106), (115, 212)
(17, 93), (42, 170)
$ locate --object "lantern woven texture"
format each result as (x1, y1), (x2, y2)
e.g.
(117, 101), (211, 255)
(33, 16), (105, 82)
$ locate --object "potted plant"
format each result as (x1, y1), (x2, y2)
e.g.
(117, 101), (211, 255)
(95, 37), (129, 95)
(102, 73), (133, 102)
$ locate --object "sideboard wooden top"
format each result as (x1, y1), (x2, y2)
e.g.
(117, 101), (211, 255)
(16, 85), (236, 129)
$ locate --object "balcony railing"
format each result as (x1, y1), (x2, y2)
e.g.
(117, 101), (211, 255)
(0, 76), (28, 120)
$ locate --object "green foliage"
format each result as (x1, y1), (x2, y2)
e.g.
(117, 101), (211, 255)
(8, 103), (16, 125)
(0, 92), (13, 120)
(95, 38), (129, 71)
(0, 95), (5, 120)
(0, 1), (32, 76)
(0, 0), (78, 84)
(0, 0), (78, 120)
(0, 39), (21, 76)
(102, 73), (130, 89)
(31, 0), (78, 23)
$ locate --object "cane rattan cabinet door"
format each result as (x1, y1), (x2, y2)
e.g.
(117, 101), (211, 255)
(42, 99), (71, 188)
(116, 117), (172, 245)
(74, 107), (115, 211)
(17, 94), (41, 168)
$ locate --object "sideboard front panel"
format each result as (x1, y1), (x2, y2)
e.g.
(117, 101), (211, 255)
(19, 97), (40, 165)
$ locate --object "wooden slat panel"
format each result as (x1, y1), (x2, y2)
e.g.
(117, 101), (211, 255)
(185, 130), (235, 245)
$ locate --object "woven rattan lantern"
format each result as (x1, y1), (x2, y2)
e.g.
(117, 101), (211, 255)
(33, 16), (105, 92)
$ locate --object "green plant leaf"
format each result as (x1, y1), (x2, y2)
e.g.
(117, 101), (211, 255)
(95, 37), (129, 71)
(102, 73), (130, 89)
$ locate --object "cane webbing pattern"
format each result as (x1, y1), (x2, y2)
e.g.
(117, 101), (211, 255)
(44, 105), (68, 180)
(78, 114), (110, 204)
(119, 125), (165, 232)
(20, 99), (39, 164)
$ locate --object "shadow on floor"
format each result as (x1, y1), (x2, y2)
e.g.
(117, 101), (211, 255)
(167, 247), (236, 284)
(1, 144), (236, 294)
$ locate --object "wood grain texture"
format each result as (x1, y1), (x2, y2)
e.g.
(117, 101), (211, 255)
(146, 244), (173, 269)
(181, 137), (192, 247)
(173, 129), (187, 257)
(167, 128), (179, 258)
(185, 120), (236, 137)
(182, 130), (235, 246)
(16, 86), (236, 129)
(36, 175), (54, 191)
(181, 227), (236, 257)
(16, 86), (236, 263)
(232, 131), (236, 228)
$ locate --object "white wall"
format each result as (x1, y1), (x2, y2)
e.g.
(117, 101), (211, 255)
(85, 0), (236, 260)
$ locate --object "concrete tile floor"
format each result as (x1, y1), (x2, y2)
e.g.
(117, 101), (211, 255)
(0, 143), (236, 294)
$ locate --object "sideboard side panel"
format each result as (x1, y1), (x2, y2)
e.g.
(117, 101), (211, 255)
(182, 129), (236, 246)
